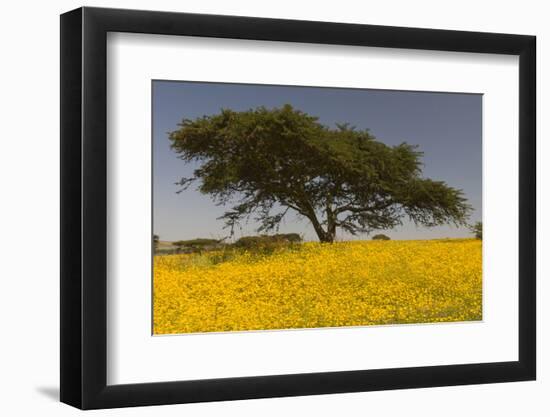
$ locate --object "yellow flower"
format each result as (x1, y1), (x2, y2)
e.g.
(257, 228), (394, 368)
(153, 239), (482, 334)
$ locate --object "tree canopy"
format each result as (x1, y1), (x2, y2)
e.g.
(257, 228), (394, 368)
(169, 104), (471, 243)
(470, 222), (482, 239)
(153, 234), (159, 251)
(372, 234), (391, 241)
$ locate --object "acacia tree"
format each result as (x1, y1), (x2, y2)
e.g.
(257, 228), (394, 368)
(470, 222), (482, 239)
(169, 105), (471, 243)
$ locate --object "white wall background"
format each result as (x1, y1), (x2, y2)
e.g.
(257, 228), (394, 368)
(0, 0), (545, 415)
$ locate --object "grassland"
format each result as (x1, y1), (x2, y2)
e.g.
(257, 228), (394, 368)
(153, 239), (482, 334)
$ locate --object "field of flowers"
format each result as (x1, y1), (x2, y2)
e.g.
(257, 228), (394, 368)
(153, 239), (482, 334)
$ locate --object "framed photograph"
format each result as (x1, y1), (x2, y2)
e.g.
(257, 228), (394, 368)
(60, 6), (536, 409)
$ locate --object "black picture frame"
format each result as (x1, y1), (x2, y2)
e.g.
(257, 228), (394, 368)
(60, 6), (536, 410)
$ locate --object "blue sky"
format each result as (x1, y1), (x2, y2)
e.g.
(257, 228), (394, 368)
(153, 81), (482, 242)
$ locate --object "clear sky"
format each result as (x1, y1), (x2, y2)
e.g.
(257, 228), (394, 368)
(153, 80), (482, 242)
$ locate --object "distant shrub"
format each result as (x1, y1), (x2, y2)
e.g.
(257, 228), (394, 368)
(234, 236), (267, 249)
(235, 234), (301, 247)
(372, 234), (390, 241)
(470, 222), (482, 240)
(276, 233), (302, 243)
(234, 234), (302, 254)
(173, 238), (223, 253)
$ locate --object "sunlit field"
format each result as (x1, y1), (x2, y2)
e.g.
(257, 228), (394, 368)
(153, 239), (482, 335)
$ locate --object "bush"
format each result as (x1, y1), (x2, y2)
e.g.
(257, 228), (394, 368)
(172, 238), (223, 253)
(235, 234), (301, 247)
(372, 234), (390, 241)
(470, 222), (482, 240)
(276, 233), (302, 243)
(233, 236), (267, 249)
(234, 234), (302, 254)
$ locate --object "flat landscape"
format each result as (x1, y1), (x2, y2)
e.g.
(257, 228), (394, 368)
(153, 238), (482, 334)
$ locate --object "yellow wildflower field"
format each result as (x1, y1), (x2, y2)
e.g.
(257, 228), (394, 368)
(153, 239), (482, 334)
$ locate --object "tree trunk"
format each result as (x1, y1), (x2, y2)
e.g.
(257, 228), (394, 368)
(319, 233), (335, 243)
(302, 203), (337, 243)
(312, 222), (332, 243)
(305, 213), (333, 243)
(312, 220), (336, 243)
(324, 204), (337, 243)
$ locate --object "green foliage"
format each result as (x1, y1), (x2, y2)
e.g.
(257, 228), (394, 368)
(470, 222), (482, 239)
(172, 238), (222, 253)
(173, 238), (220, 247)
(170, 105), (471, 243)
(153, 234), (159, 251)
(274, 233), (302, 243)
(235, 233), (301, 247)
(234, 234), (302, 254)
(372, 234), (391, 241)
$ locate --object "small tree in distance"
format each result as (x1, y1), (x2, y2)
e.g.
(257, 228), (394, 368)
(173, 238), (220, 253)
(471, 222), (482, 239)
(372, 234), (390, 241)
(169, 105), (471, 243)
(172, 240), (187, 253)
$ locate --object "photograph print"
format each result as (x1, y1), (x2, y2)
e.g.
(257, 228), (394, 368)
(152, 81), (482, 335)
